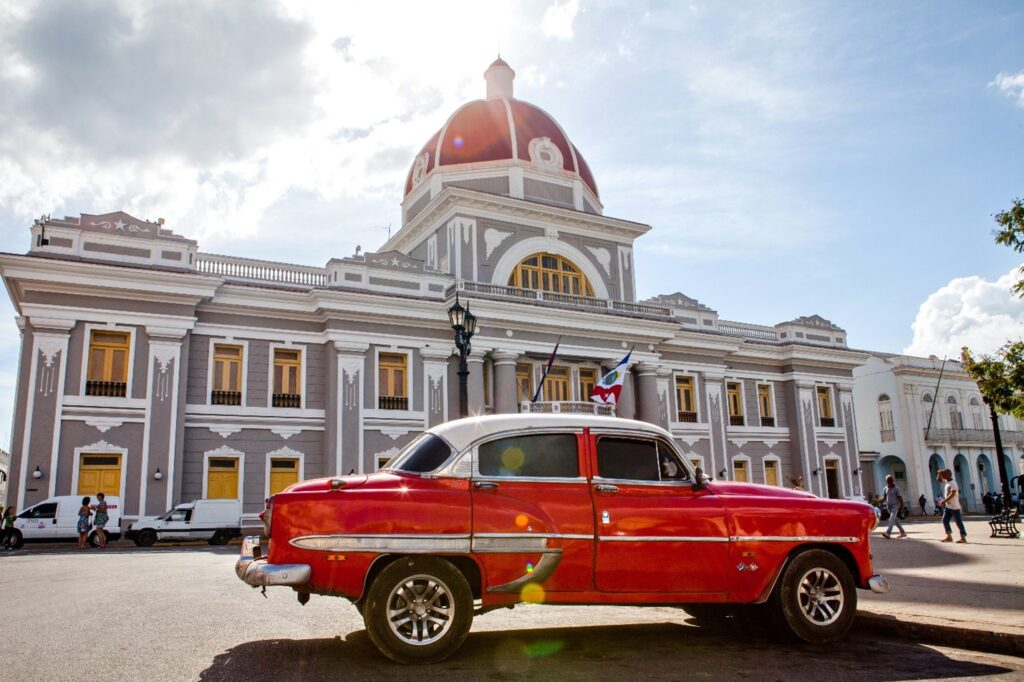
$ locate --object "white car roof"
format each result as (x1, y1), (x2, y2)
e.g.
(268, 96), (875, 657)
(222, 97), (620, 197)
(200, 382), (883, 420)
(427, 413), (673, 453)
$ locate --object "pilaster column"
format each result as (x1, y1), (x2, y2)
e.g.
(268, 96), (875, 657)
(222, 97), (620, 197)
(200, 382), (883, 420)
(838, 387), (860, 497)
(654, 367), (673, 429)
(140, 328), (186, 516)
(491, 351), (520, 414)
(17, 318), (73, 510)
(336, 344), (367, 474)
(467, 348), (486, 416)
(793, 381), (822, 496)
(636, 362), (661, 425)
(421, 347), (452, 427)
(704, 371), (726, 480)
(617, 368), (636, 419)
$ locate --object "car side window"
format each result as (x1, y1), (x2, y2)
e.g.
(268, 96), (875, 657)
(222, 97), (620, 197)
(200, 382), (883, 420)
(478, 433), (579, 478)
(597, 437), (691, 482)
(21, 502), (58, 519)
(170, 510), (188, 522)
(597, 437), (660, 481)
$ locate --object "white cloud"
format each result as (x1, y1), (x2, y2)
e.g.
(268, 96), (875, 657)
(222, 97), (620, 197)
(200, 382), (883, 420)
(541, 0), (580, 39)
(992, 70), (1024, 108)
(904, 267), (1024, 358)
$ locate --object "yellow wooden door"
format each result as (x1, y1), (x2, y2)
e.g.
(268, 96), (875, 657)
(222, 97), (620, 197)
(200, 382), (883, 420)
(78, 454), (122, 496)
(765, 460), (779, 486)
(268, 458), (299, 495)
(733, 460), (748, 482)
(543, 366), (570, 401)
(207, 458), (239, 499)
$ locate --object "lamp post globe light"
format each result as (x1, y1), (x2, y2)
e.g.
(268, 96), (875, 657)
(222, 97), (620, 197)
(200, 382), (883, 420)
(448, 293), (477, 418)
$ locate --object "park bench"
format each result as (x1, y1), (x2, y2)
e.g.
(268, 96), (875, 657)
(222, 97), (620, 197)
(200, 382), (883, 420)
(988, 508), (1020, 538)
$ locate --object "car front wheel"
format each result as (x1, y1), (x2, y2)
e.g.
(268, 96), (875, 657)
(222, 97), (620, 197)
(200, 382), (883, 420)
(772, 549), (856, 643)
(363, 557), (473, 664)
(136, 529), (157, 547)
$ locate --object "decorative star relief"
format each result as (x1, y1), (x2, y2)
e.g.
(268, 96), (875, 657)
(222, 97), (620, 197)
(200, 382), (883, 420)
(89, 216), (151, 233)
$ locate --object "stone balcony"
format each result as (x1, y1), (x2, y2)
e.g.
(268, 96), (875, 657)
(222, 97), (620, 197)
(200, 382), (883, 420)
(923, 427), (1024, 446)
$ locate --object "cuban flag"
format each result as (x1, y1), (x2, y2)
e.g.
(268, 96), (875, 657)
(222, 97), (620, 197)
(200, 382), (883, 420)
(590, 351), (632, 405)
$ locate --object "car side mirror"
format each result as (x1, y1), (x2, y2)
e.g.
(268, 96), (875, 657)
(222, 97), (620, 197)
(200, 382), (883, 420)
(692, 467), (707, 492)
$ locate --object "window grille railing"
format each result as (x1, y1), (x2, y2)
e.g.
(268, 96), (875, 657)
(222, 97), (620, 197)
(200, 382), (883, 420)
(819, 417), (836, 428)
(677, 410), (698, 423)
(211, 390), (242, 406)
(85, 380), (127, 397)
(761, 416), (776, 427)
(378, 396), (409, 410)
(729, 415), (745, 427)
(272, 393), (301, 408)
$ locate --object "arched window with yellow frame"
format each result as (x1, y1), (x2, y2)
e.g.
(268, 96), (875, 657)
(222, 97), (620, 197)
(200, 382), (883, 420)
(508, 253), (594, 296)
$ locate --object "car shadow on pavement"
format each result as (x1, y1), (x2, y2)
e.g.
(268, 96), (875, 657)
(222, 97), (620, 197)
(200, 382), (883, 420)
(198, 622), (1015, 681)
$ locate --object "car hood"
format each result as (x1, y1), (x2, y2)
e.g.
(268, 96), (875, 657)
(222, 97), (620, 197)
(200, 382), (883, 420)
(285, 473), (370, 493)
(710, 481), (818, 499)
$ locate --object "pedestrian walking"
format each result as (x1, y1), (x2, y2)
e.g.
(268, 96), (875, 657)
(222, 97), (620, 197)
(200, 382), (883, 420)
(880, 475), (907, 538)
(937, 469), (967, 543)
(918, 493), (927, 515)
(77, 496), (92, 550)
(1, 506), (15, 549)
(92, 492), (109, 548)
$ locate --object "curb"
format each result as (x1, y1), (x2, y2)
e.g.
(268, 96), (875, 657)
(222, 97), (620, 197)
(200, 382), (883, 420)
(855, 611), (1024, 658)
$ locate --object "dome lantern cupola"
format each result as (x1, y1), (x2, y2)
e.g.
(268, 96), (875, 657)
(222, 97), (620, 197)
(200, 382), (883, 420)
(484, 57), (515, 99)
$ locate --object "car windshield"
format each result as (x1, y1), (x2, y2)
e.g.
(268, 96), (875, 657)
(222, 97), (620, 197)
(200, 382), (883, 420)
(383, 433), (454, 474)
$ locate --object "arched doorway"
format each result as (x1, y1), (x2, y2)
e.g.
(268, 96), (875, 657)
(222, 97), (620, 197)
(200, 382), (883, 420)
(953, 453), (972, 512)
(877, 455), (907, 501)
(977, 453), (995, 494)
(928, 453), (946, 502)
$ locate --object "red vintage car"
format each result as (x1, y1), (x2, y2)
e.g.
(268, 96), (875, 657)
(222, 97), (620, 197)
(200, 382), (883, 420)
(236, 414), (888, 663)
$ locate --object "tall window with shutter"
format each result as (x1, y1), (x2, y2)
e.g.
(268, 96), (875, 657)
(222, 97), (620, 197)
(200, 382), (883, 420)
(378, 353), (408, 410)
(86, 330), (130, 397)
(272, 348), (302, 408)
(211, 344), (243, 405)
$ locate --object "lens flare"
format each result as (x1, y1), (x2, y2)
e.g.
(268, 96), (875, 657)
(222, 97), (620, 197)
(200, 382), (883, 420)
(525, 562), (534, 573)
(523, 640), (564, 658)
(453, 135), (464, 148)
(501, 446), (525, 472)
(520, 583), (545, 603)
(515, 513), (529, 528)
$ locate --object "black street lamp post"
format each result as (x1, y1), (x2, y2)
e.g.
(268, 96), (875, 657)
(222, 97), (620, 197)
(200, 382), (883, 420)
(448, 293), (477, 418)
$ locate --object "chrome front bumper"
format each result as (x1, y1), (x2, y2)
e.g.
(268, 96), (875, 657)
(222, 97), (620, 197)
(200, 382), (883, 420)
(868, 574), (890, 594)
(235, 535), (311, 588)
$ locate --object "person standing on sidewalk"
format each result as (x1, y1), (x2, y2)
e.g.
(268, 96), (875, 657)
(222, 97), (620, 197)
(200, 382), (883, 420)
(938, 469), (967, 543)
(918, 493), (927, 515)
(881, 475), (907, 539)
(91, 492), (109, 548)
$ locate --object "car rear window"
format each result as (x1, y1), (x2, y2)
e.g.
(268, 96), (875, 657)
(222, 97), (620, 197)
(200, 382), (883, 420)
(385, 434), (454, 474)
(478, 433), (579, 478)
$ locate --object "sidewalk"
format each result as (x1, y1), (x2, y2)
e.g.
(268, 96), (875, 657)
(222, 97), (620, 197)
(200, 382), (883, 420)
(857, 518), (1024, 655)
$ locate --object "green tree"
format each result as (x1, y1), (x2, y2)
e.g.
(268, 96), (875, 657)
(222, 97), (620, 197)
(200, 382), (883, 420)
(961, 346), (1020, 508)
(993, 197), (1024, 296)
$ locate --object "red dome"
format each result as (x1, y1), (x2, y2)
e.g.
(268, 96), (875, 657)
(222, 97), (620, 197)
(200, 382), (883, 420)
(404, 96), (600, 201)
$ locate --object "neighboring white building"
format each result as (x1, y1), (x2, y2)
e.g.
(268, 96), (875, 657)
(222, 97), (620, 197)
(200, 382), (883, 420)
(853, 353), (1024, 512)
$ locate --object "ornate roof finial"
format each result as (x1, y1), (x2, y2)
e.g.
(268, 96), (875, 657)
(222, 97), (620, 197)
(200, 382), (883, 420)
(484, 57), (515, 99)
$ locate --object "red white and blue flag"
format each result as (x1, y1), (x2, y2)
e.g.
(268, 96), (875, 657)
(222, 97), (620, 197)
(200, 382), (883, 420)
(590, 351), (632, 405)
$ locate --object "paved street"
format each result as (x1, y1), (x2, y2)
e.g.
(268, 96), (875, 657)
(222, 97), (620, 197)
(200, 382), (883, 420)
(1, 539), (1022, 681)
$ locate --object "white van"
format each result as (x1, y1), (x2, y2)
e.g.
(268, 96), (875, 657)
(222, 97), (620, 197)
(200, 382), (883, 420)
(9, 495), (122, 548)
(126, 499), (241, 546)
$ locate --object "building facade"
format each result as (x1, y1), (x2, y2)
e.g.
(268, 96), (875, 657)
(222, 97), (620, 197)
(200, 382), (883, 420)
(0, 448), (9, 506)
(1, 59), (869, 524)
(853, 353), (1024, 512)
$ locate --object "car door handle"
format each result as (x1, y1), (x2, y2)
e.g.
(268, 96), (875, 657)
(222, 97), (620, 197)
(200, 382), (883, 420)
(594, 484), (619, 493)
(473, 481), (499, 490)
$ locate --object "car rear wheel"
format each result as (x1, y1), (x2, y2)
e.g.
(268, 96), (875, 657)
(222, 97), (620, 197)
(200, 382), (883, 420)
(772, 549), (856, 643)
(136, 529), (157, 547)
(209, 530), (231, 546)
(363, 557), (473, 664)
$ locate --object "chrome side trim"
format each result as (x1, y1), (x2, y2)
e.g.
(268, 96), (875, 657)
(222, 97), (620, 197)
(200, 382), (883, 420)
(731, 535), (860, 543)
(486, 551), (563, 593)
(472, 536), (550, 553)
(291, 534), (471, 553)
(600, 535), (730, 543)
(868, 575), (890, 594)
(473, 532), (593, 541)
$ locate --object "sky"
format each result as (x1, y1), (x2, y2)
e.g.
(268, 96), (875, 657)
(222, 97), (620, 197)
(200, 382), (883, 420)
(0, 0), (1023, 442)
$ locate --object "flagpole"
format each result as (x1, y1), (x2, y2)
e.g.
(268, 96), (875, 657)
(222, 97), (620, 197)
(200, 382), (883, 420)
(532, 336), (562, 404)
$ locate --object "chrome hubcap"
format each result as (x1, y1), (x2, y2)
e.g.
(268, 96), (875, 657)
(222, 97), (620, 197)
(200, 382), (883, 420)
(386, 574), (454, 646)
(797, 567), (844, 626)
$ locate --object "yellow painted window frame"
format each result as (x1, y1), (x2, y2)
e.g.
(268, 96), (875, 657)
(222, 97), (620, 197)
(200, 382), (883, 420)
(213, 344), (243, 392)
(378, 352), (408, 398)
(87, 330), (131, 383)
(273, 349), (302, 396)
(726, 382), (743, 417)
(676, 375), (695, 413)
(515, 363), (533, 403)
(817, 386), (833, 419)
(543, 365), (571, 401)
(508, 252), (595, 297)
(579, 368), (597, 401)
(757, 384), (773, 418)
